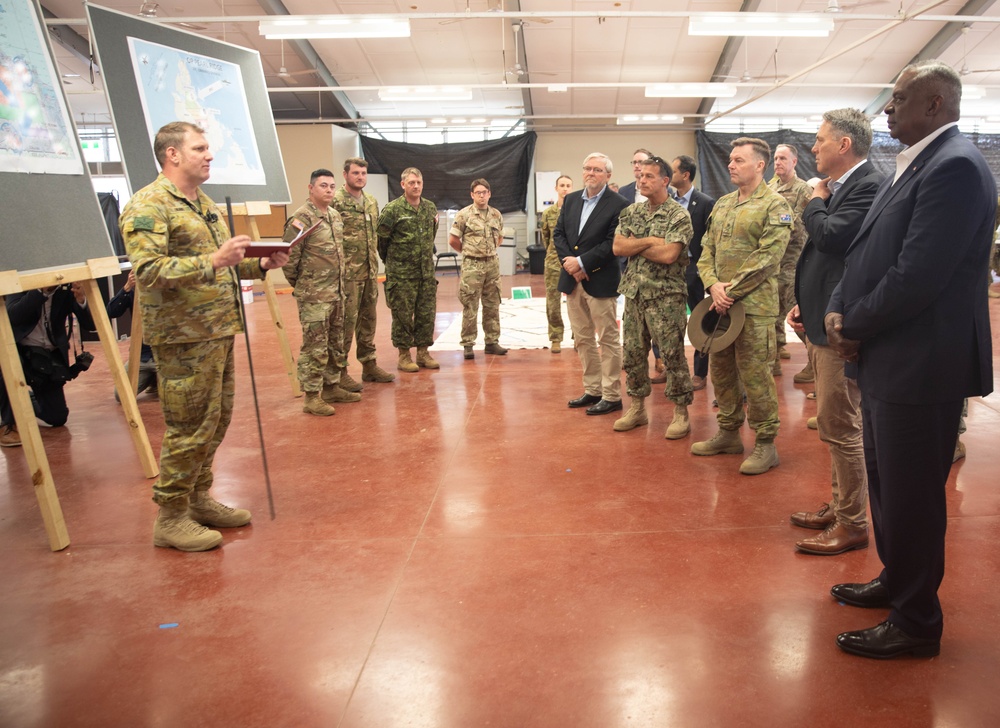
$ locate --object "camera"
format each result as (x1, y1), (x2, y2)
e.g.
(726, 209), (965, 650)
(70, 350), (95, 377)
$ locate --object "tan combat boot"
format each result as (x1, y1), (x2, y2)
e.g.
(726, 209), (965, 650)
(778, 346), (791, 360)
(303, 391), (336, 416)
(793, 362), (815, 383)
(772, 359), (783, 376)
(740, 441), (780, 475)
(339, 369), (364, 393)
(362, 360), (396, 383)
(153, 498), (223, 551)
(551, 341), (561, 354)
(322, 384), (362, 403)
(691, 428), (744, 456)
(613, 397), (648, 432)
(189, 490), (253, 528)
(398, 348), (419, 373)
(416, 347), (440, 369)
(664, 404), (690, 440)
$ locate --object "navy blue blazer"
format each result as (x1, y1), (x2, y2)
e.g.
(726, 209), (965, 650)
(684, 188), (716, 280)
(828, 126), (996, 404)
(618, 182), (638, 203)
(6, 288), (95, 362)
(796, 161), (884, 346)
(553, 187), (629, 298)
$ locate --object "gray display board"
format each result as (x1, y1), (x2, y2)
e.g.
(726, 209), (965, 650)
(86, 4), (290, 204)
(0, 0), (115, 274)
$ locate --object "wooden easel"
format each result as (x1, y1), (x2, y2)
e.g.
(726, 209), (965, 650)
(226, 201), (301, 398)
(0, 258), (158, 551)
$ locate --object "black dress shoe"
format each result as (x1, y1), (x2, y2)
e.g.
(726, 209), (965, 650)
(837, 620), (940, 659)
(586, 399), (623, 416)
(830, 578), (891, 608)
(568, 393), (602, 409)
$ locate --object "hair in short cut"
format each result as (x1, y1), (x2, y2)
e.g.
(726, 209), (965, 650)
(731, 137), (771, 165)
(555, 174), (573, 186)
(310, 169), (335, 185)
(582, 152), (613, 175)
(343, 157), (368, 173)
(470, 178), (491, 192)
(903, 59), (963, 112)
(641, 157), (671, 179)
(775, 143), (799, 159)
(153, 121), (204, 166)
(673, 155), (697, 182)
(633, 148), (654, 159)
(822, 108), (873, 158)
(401, 167), (423, 182)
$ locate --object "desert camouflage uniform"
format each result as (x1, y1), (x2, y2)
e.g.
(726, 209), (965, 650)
(451, 203), (504, 346)
(539, 204), (565, 343)
(120, 173), (266, 505)
(377, 196), (439, 349)
(618, 198), (695, 404)
(768, 174), (812, 348)
(332, 186), (381, 364)
(699, 180), (792, 442)
(282, 201), (346, 393)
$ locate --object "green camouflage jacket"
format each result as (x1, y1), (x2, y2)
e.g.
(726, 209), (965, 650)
(617, 198), (694, 300)
(282, 201), (344, 303)
(331, 187), (380, 281)
(376, 196), (439, 279)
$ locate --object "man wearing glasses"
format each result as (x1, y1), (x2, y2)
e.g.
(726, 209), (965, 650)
(554, 153), (630, 415)
(619, 148), (653, 204)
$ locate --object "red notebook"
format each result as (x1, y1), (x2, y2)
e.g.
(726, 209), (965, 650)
(244, 219), (322, 257)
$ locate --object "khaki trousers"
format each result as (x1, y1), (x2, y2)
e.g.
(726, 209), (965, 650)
(565, 286), (621, 401)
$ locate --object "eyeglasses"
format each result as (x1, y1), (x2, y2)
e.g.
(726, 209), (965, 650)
(472, 189), (490, 195)
(582, 166), (608, 174)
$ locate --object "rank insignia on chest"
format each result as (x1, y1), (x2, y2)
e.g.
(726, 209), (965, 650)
(779, 213), (792, 224)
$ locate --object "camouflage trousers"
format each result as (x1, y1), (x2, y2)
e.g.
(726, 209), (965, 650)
(150, 337), (235, 504)
(711, 314), (780, 441)
(385, 276), (438, 349)
(544, 262), (564, 343)
(343, 277), (379, 364)
(295, 299), (345, 392)
(459, 256), (502, 346)
(623, 294), (693, 404)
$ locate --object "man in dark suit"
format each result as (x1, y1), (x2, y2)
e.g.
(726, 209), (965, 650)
(826, 61), (996, 659)
(554, 152), (630, 415)
(0, 284), (96, 448)
(671, 155), (716, 390)
(787, 109), (884, 556)
(618, 148), (653, 204)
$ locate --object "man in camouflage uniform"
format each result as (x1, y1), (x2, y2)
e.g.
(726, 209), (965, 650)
(331, 157), (395, 386)
(283, 169), (361, 416)
(539, 175), (573, 352)
(449, 178), (507, 359)
(769, 143), (813, 379)
(693, 137), (793, 475)
(119, 121), (289, 552)
(377, 167), (440, 372)
(612, 157), (695, 439)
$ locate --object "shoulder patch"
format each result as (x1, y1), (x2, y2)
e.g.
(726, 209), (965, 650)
(291, 219), (305, 230)
(779, 213), (792, 225)
(132, 216), (157, 232)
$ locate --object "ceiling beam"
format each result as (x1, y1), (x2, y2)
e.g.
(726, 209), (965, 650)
(696, 0), (764, 124)
(41, 4), (93, 66)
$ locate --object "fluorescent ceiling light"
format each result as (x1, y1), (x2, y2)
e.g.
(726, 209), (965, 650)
(645, 83), (736, 98)
(688, 13), (834, 37)
(618, 114), (684, 125)
(547, 85), (568, 93)
(963, 85), (986, 99)
(378, 86), (473, 101)
(260, 16), (410, 39)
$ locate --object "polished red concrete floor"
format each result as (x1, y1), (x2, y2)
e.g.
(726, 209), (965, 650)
(2, 273), (999, 727)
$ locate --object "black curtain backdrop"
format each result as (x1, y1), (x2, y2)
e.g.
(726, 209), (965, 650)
(696, 128), (1000, 201)
(360, 132), (537, 213)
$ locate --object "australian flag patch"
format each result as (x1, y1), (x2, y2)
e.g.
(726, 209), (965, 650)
(779, 213), (792, 224)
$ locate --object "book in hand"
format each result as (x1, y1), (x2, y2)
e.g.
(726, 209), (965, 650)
(244, 219), (322, 257)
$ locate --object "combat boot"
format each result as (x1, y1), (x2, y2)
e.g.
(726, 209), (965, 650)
(691, 428), (744, 456)
(189, 490), (253, 528)
(339, 369), (364, 393)
(303, 391), (336, 416)
(740, 441), (780, 475)
(772, 360), (783, 376)
(793, 362), (815, 383)
(551, 341), (561, 354)
(362, 360), (396, 383)
(484, 342), (508, 355)
(153, 498), (223, 551)
(416, 347), (440, 369)
(322, 384), (361, 403)
(464, 346), (475, 360)
(613, 397), (648, 432)
(778, 346), (791, 360)
(398, 348), (419, 373)
(664, 404), (690, 440)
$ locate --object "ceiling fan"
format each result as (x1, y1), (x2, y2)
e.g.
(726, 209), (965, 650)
(441, 0), (553, 26)
(816, 0), (892, 12)
(504, 21), (556, 80)
(266, 40), (320, 85)
(957, 27), (1000, 77)
(716, 42), (786, 84)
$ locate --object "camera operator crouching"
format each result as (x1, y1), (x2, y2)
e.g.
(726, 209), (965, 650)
(0, 283), (95, 448)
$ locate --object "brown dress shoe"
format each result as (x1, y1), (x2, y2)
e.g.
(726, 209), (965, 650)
(0, 423), (21, 448)
(796, 522), (869, 555)
(789, 503), (835, 530)
(691, 375), (706, 391)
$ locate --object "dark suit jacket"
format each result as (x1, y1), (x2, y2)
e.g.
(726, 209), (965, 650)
(553, 187), (630, 298)
(796, 161), (883, 346)
(684, 188), (716, 285)
(618, 182), (638, 203)
(828, 126), (996, 404)
(6, 288), (96, 364)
